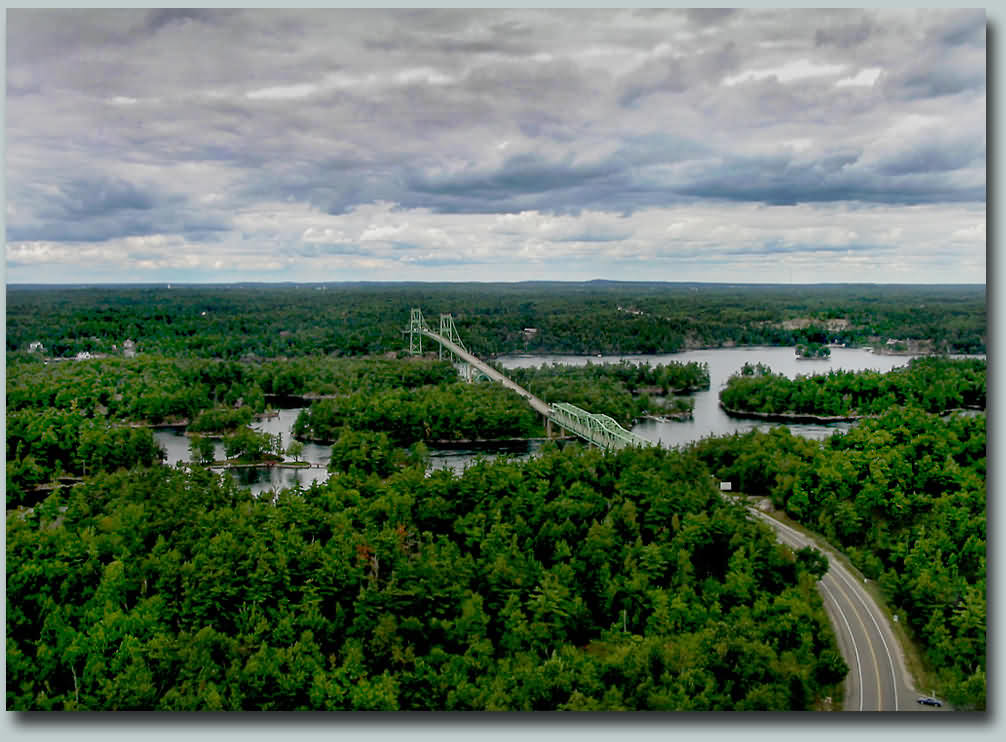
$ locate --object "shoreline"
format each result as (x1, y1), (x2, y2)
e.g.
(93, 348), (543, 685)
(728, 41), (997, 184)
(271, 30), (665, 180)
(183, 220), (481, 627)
(720, 403), (985, 425)
(719, 403), (860, 424)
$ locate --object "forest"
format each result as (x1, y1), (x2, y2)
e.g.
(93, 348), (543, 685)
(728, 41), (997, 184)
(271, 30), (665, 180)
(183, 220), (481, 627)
(719, 357), (986, 418)
(5, 355), (468, 506)
(695, 402), (986, 709)
(292, 383), (543, 446)
(506, 360), (708, 426)
(7, 442), (848, 710)
(5, 285), (987, 711)
(6, 282), (986, 359)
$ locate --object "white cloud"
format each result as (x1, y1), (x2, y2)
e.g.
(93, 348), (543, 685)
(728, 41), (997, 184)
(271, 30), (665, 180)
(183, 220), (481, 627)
(246, 82), (319, 100)
(394, 67), (455, 86)
(951, 223), (985, 241)
(723, 59), (847, 86)
(835, 67), (882, 87)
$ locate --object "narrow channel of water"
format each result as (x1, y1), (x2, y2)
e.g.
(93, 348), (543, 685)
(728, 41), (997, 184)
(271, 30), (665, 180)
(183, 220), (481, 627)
(154, 346), (922, 496)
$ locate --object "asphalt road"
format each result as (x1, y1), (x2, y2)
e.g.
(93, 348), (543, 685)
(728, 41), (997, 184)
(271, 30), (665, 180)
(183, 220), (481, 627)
(747, 507), (948, 712)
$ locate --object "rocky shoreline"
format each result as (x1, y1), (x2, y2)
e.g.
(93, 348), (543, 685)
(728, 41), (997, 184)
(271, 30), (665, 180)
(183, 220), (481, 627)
(719, 404), (859, 424)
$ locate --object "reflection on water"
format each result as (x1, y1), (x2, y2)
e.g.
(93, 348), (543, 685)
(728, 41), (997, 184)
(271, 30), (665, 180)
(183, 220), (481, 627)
(226, 465), (330, 494)
(428, 439), (545, 475)
(153, 346), (926, 495)
(154, 429), (224, 468)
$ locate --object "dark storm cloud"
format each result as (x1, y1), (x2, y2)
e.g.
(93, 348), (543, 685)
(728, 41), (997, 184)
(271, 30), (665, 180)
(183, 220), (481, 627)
(874, 139), (985, 177)
(618, 42), (742, 106)
(362, 13), (539, 57)
(684, 9), (737, 26)
(894, 61), (986, 100)
(929, 9), (986, 47)
(678, 151), (984, 206)
(814, 17), (875, 48)
(8, 175), (231, 244)
(400, 135), (709, 215)
(37, 176), (158, 219)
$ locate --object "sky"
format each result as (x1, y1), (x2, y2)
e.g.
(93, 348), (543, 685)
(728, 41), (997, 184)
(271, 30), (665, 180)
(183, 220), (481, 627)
(4, 7), (987, 284)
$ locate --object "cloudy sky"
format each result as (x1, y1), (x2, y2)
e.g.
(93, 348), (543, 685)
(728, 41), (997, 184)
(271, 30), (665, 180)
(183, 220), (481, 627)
(5, 8), (987, 284)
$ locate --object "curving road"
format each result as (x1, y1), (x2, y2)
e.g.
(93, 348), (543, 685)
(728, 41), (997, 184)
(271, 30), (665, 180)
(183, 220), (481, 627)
(747, 507), (946, 712)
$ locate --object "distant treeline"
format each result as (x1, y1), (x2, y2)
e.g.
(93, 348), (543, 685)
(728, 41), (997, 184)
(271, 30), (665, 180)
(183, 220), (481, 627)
(6, 283), (986, 358)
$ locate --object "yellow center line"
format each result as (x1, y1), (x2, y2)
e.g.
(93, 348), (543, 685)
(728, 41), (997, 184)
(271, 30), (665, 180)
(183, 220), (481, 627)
(824, 570), (884, 711)
(819, 579), (864, 711)
(830, 565), (901, 710)
(750, 509), (882, 711)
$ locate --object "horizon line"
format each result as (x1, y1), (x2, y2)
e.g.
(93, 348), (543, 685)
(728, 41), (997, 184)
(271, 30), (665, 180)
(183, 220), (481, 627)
(4, 280), (988, 288)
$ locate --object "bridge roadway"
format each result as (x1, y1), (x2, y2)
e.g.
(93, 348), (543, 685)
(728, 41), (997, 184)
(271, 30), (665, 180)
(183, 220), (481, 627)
(421, 327), (648, 450)
(419, 328), (553, 417)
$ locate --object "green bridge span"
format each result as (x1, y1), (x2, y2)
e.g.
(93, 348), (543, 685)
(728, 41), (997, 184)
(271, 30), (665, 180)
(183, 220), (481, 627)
(408, 308), (651, 451)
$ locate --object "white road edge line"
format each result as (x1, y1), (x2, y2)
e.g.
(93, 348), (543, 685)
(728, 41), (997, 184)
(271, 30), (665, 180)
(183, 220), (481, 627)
(751, 509), (902, 711)
(820, 579), (865, 712)
(830, 560), (901, 710)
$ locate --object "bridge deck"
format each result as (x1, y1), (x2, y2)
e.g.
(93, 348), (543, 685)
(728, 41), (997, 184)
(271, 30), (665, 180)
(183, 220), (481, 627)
(420, 329), (553, 417)
(421, 327), (649, 450)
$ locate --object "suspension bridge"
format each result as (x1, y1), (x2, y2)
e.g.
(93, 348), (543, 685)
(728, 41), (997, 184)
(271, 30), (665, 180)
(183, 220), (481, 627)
(407, 308), (651, 451)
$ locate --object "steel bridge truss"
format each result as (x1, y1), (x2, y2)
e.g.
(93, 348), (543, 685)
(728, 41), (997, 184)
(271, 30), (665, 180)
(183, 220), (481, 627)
(407, 308), (651, 451)
(549, 402), (651, 451)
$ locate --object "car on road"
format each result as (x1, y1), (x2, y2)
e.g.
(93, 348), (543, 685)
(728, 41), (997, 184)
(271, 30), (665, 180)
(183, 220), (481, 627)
(917, 696), (943, 707)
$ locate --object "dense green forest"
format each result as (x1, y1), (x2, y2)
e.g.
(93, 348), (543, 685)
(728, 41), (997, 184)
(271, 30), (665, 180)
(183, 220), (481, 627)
(6, 282), (986, 359)
(693, 408), (986, 710)
(6, 355), (459, 423)
(293, 383), (543, 445)
(504, 360), (708, 426)
(5, 285), (987, 711)
(507, 359), (710, 395)
(720, 358), (986, 418)
(7, 443), (848, 710)
(4, 355), (467, 505)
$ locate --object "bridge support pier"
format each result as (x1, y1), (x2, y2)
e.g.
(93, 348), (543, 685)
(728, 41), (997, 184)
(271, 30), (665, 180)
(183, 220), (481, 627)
(545, 417), (553, 438)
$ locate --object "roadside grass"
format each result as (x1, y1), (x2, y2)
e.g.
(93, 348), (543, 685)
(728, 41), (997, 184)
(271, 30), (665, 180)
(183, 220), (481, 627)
(734, 493), (941, 705)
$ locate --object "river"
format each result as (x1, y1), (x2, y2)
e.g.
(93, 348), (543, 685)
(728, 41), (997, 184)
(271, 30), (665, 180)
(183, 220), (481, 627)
(496, 346), (919, 447)
(154, 346), (919, 496)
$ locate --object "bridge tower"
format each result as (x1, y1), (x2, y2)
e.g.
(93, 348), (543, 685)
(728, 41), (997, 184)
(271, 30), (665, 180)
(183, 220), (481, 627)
(439, 313), (474, 381)
(409, 308), (426, 355)
(438, 314), (467, 360)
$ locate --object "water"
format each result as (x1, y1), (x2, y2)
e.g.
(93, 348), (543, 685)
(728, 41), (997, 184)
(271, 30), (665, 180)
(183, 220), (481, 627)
(497, 346), (919, 448)
(427, 439), (546, 474)
(154, 346), (922, 495)
(153, 424), (332, 497)
(222, 465), (330, 494)
(154, 408), (542, 495)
